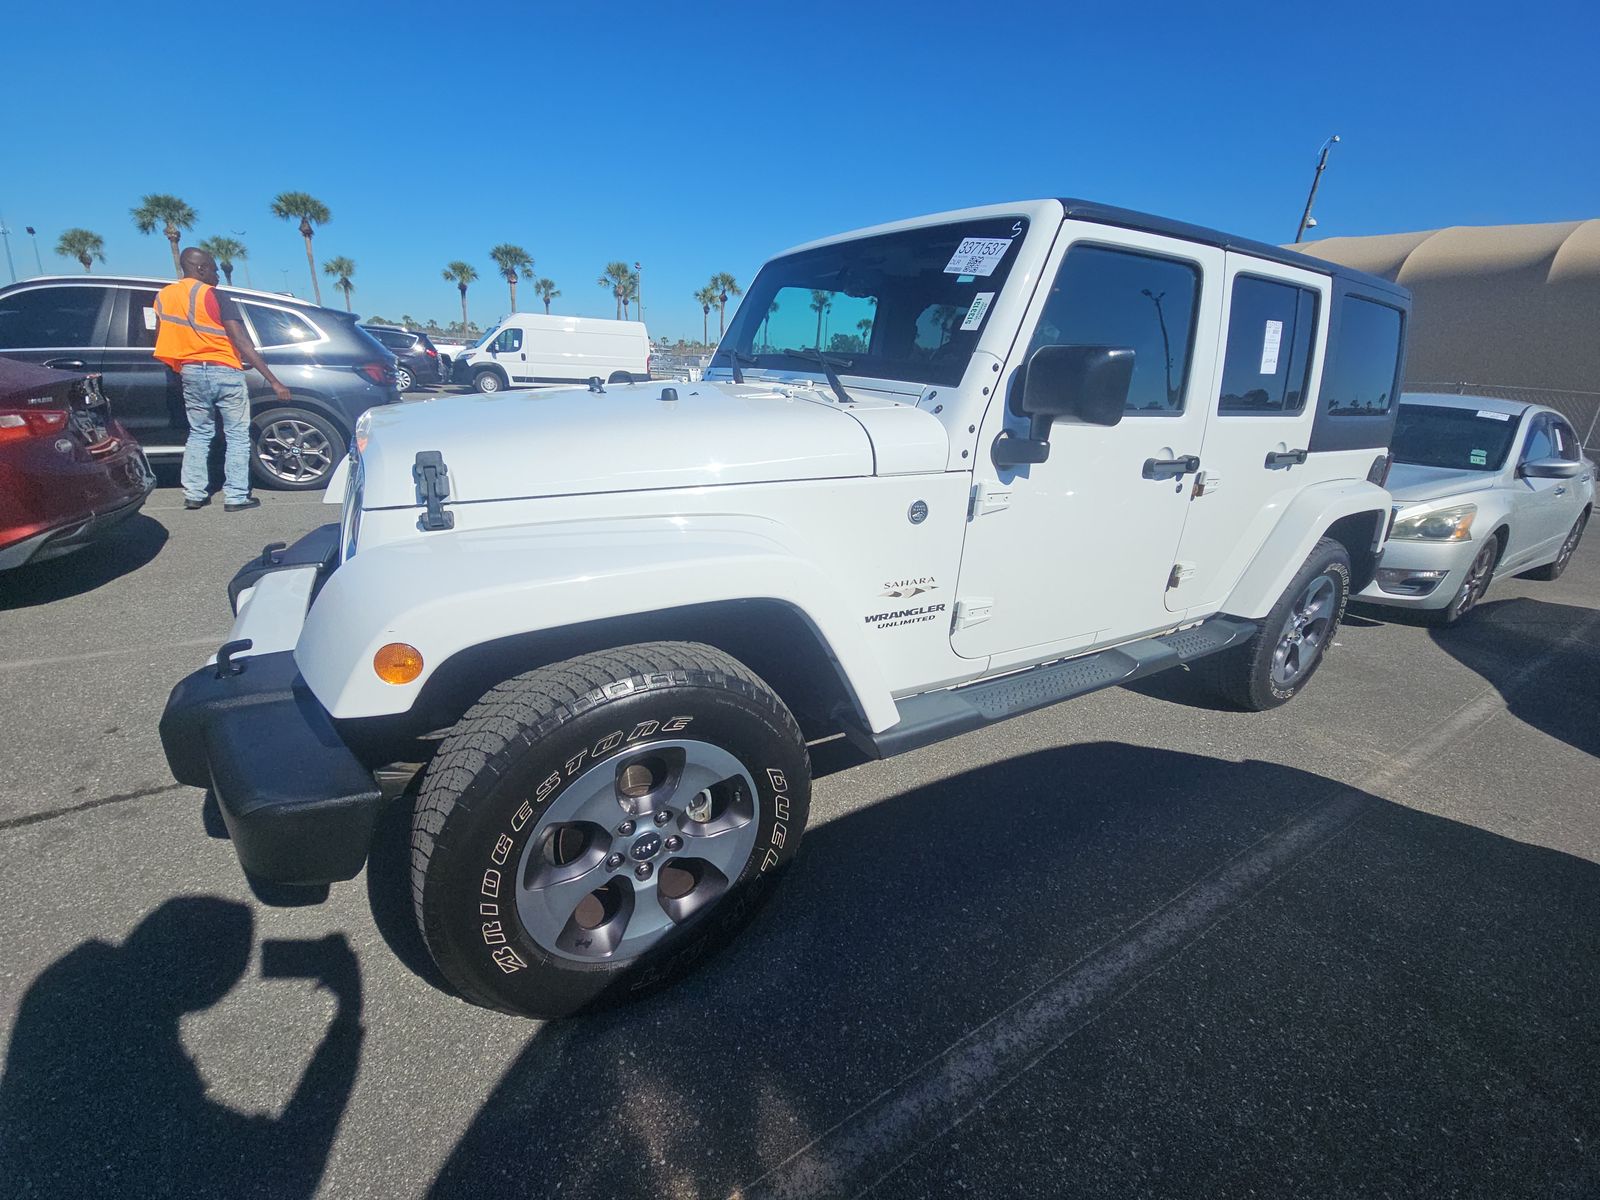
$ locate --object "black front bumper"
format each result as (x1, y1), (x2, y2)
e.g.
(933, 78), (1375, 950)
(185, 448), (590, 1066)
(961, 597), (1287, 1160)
(160, 648), (382, 888)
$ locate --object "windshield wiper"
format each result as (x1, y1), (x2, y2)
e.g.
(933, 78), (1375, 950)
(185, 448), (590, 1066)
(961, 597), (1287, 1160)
(714, 348), (757, 384)
(781, 348), (854, 405)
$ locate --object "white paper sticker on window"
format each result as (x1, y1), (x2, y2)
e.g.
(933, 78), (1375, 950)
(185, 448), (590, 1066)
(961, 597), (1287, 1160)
(1258, 319), (1283, 374)
(943, 237), (1012, 277)
(143, 307), (157, 331)
(961, 292), (995, 331)
(1477, 409), (1510, 421)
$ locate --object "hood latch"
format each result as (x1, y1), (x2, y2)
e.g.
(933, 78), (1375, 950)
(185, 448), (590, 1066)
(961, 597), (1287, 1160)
(412, 450), (455, 531)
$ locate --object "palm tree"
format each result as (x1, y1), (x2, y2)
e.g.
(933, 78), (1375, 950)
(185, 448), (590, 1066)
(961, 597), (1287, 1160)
(442, 261), (477, 335)
(198, 236), (247, 285)
(620, 270), (639, 320)
(533, 277), (560, 314)
(694, 284), (719, 345)
(489, 243), (534, 312)
(809, 290), (833, 347)
(322, 256), (357, 310)
(55, 228), (105, 273)
(856, 317), (873, 346)
(761, 299), (780, 348)
(130, 194), (197, 276)
(597, 261), (632, 320)
(270, 192), (332, 304)
(711, 272), (742, 337)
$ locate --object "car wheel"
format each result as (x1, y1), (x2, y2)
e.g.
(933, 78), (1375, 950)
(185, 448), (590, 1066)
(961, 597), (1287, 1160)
(1428, 537), (1501, 626)
(473, 369), (504, 393)
(410, 642), (810, 1018)
(249, 408), (347, 491)
(1198, 537), (1350, 711)
(1525, 510), (1588, 581)
(395, 365), (415, 392)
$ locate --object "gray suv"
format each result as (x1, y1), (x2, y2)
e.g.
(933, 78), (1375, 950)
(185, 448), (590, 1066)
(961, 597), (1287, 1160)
(0, 277), (402, 490)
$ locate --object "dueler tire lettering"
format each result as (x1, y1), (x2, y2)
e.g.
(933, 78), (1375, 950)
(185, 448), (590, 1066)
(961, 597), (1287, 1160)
(410, 641), (811, 1018)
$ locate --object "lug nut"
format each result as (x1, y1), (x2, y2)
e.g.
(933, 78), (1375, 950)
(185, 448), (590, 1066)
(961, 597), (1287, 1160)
(634, 862), (653, 881)
(654, 809), (672, 826)
(617, 820), (636, 836)
(664, 835), (682, 852)
(606, 852), (625, 870)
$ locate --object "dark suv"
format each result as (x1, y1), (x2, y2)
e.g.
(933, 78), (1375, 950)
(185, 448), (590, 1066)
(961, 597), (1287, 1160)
(360, 324), (442, 392)
(0, 277), (402, 490)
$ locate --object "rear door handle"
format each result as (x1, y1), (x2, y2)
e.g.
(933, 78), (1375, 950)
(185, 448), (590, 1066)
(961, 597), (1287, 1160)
(1143, 455), (1200, 481)
(1265, 448), (1309, 468)
(44, 358), (87, 370)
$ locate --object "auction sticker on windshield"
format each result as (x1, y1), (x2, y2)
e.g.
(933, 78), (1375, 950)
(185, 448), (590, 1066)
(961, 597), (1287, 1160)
(961, 292), (995, 330)
(944, 237), (1013, 277)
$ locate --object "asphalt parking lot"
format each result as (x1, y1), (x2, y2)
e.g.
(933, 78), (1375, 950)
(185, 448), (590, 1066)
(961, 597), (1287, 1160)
(1, 476), (1597, 1199)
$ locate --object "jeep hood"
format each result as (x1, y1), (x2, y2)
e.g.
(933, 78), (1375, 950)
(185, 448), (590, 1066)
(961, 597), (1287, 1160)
(1386, 463), (1502, 506)
(357, 379), (947, 508)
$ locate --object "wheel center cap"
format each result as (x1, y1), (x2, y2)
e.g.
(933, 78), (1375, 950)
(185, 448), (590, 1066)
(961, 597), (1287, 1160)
(631, 832), (663, 861)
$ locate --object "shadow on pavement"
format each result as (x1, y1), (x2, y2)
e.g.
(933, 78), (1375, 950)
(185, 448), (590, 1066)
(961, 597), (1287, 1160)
(429, 743), (1600, 1199)
(0, 897), (363, 1199)
(1429, 597), (1600, 758)
(0, 513), (168, 610)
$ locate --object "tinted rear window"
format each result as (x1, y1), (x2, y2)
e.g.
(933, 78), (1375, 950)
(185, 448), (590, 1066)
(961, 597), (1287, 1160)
(1217, 276), (1319, 415)
(0, 286), (106, 348)
(243, 303), (319, 348)
(1324, 297), (1403, 416)
(1392, 403), (1520, 471)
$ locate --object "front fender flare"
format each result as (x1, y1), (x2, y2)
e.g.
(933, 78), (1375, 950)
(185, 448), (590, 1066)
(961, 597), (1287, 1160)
(294, 515), (899, 730)
(1222, 479), (1391, 619)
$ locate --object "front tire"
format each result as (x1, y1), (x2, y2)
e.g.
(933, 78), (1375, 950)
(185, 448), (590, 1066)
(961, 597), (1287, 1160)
(473, 368), (504, 393)
(1199, 537), (1350, 710)
(249, 407), (346, 491)
(1427, 536), (1501, 626)
(410, 642), (811, 1018)
(395, 364), (415, 392)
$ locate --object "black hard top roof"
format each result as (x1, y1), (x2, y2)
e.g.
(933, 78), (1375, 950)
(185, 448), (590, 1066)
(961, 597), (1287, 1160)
(1057, 198), (1410, 300)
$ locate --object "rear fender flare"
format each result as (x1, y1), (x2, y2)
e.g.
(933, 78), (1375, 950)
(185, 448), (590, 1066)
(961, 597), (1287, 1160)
(1222, 480), (1391, 619)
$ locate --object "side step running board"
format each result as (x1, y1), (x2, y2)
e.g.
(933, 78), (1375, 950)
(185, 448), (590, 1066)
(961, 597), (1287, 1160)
(854, 616), (1258, 759)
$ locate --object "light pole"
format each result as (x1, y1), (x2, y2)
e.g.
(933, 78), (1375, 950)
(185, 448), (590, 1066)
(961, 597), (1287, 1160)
(24, 227), (43, 275)
(633, 260), (643, 326)
(0, 214), (14, 283)
(232, 230), (252, 287)
(1294, 135), (1340, 244)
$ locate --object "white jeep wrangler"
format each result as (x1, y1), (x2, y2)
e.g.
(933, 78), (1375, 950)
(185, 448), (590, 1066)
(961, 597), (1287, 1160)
(161, 199), (1409, 1018)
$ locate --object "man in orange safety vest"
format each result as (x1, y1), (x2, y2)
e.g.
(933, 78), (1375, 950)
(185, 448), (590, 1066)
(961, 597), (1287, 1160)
(153, 247), (291, 511)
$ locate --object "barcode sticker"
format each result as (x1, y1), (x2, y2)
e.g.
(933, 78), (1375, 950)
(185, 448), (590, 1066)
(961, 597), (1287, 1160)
(943, 237), (1012, 277)
(1259, 320), (1283, 374)
(961, 292), (995, 331)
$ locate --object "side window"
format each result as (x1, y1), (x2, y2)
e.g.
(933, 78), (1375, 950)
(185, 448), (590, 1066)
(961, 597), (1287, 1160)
(0, 286), (106, 348)
(1551, 419), (1581, 462)
(1217, 276), (1319, 415)
(123, 289), (160, 349)
(1521, 418), (1555, 463)
(1324, 296), (1403, 415)
(241, 303), (318, 348)
(1029, 244), (1200, 414)
(494, 328), (523, 353)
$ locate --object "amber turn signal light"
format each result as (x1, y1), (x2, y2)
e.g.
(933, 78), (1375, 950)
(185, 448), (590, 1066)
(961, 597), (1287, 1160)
(373, 642), (424, 685)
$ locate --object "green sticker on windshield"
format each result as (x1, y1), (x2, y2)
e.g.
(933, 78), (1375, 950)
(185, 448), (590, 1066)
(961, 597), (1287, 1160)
(1470, 449), (1488, 465)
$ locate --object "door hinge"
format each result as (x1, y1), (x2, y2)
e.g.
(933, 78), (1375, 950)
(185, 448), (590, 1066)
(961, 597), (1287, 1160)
(1167, 562), (1197, 589)
(954, 597), (994, 629)
(969, 482), (1012, 518)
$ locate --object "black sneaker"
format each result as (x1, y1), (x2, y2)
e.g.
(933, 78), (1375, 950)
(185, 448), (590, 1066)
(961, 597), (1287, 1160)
(224, 497), (261, 512)
(184, 496), (210, 510)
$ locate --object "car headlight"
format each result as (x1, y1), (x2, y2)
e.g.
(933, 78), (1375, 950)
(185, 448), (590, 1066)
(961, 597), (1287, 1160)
(1390, 502), (1477, 541)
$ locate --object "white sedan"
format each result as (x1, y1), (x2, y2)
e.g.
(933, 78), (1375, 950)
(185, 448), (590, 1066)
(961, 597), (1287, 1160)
(1357, 393), (1594, 625)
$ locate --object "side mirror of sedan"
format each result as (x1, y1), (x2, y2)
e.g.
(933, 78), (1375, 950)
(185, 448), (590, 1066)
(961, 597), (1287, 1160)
(1519, 457), (1582, 480)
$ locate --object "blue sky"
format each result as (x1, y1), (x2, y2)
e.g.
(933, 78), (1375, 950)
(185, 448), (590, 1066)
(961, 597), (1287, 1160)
(2, 0), (1595, 341)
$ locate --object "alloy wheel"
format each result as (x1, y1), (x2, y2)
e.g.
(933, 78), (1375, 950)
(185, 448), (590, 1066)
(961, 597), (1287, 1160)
(1555, 514), (1587, 573)
(1449, 542), (1498, 621)
(1271, 573), (1338, 688)
(255, 418), (334, 486)
(513, 739), (761, 963)
(396, 366), (414, 391)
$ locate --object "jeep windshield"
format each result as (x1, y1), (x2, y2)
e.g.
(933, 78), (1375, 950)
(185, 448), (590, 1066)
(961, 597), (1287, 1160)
(718, 216), (1029, 389)
(1392, 402), (1521, 471)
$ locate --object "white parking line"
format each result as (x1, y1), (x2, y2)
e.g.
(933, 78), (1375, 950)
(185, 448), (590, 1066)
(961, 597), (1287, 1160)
(735, 611), (1600, 1200)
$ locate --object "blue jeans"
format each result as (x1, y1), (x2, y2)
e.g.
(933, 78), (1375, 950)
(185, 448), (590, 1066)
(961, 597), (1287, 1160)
(180, 364), (251, 504)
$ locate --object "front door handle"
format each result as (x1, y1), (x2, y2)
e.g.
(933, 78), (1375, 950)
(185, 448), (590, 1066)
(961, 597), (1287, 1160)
(1265, 448), (1309, 468)
(44, 357), (87, 370)
(1143, 454), (1200, 481)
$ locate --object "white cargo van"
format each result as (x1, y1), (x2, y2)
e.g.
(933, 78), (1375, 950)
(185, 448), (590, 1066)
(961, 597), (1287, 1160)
(452, 314), (650, 392)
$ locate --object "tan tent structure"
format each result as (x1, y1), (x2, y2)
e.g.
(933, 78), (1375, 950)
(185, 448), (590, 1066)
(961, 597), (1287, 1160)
(1299, 219), (1600, 444)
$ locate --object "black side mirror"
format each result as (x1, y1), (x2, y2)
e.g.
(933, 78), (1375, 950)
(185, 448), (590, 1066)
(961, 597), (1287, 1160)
(1519, 457), (1581, 480)
(993, 344), (1134, 468)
